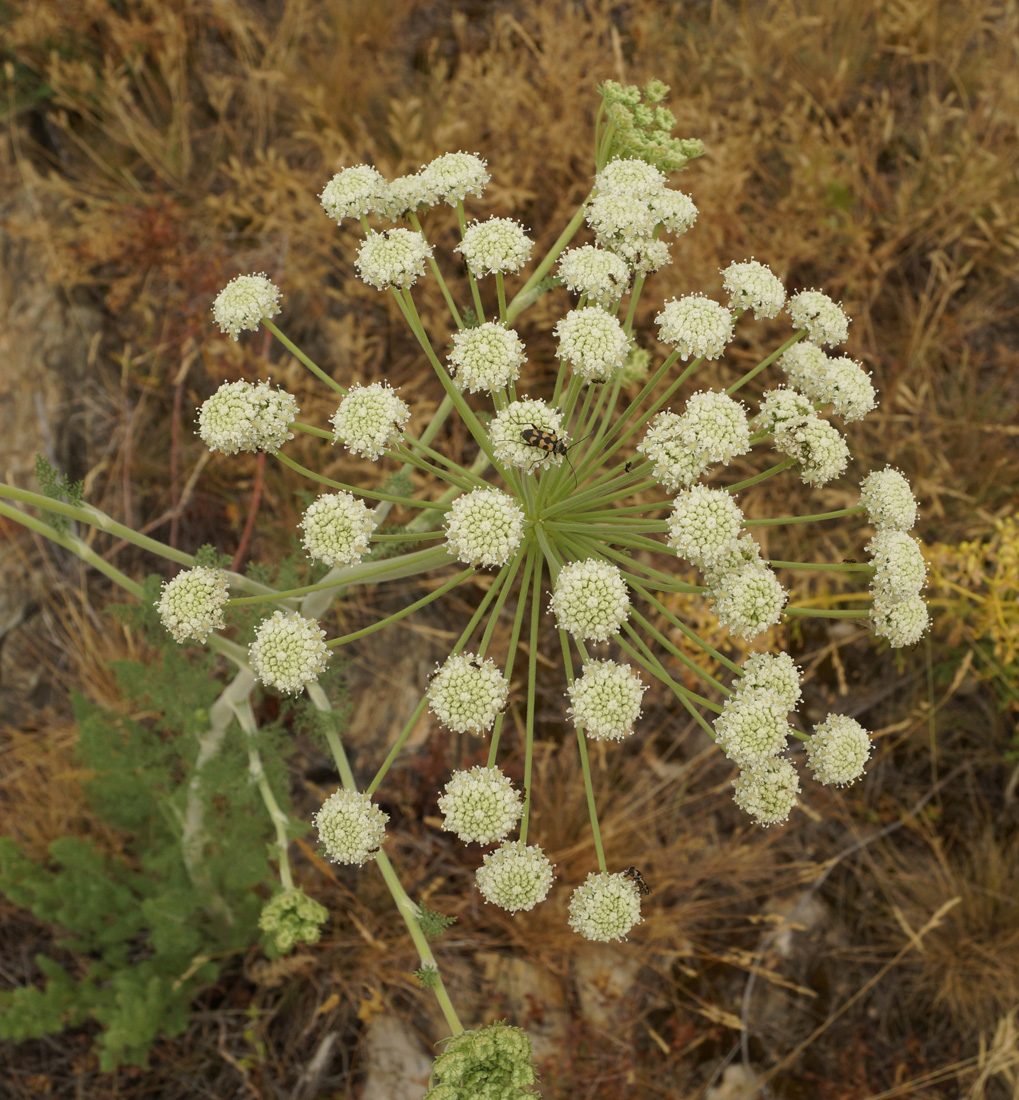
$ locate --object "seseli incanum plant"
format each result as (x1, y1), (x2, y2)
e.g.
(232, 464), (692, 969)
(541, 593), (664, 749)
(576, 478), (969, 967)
(0, 80), (928, 1078)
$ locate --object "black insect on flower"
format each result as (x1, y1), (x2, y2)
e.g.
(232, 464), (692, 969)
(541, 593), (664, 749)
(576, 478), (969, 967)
(520, 425), (584, 489)
(623, 865), (651, 896)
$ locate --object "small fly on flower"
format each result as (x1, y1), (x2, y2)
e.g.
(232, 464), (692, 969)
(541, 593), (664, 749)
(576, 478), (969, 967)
(520, 426), (587, 489)
(622, 865), (651, 896)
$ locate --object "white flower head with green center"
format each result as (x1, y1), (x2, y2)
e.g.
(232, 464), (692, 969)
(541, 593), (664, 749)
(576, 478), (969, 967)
(567, 871), (643, 942)
(806, 714), (872, 787)
(428, 652), (509, 735)
(732, 757), (800, 826)
(258, 888), (329, 954)
(427, 1021), (538, 1099)
(417, 151), (490, 206)
(198, 379), (297, 455)
(823, 356), (878, 422)
(667, 486), (744, 569)
(775, 414), (850, 486)
(871, 594), (930, 648)
(554, 306), (631, 382)
(557, 245), (630, 307)
(595, 157), (667, 200)
(757, 387), (814, 436)
(860, 467), (918, 531)
(788, 289), (849, 347)
(721, 259), (786, 319)
(444, 488), (525, 569)
(299, 492), (377, 567)
(702, 533), (768, 589)
(319, 164), (389, 223)
(313, 788), (388, 866)
(551, 559), (631, 643)
(637, 411), (711, 492)
(157, 566), (229, 643)
(212, 274), (282, 340)
(475, 840), (555, 912)
(710, 563), (788, 640)
(735, 652), (802, 712)
(376, 173), (428, 222)
(330, 381), (410, 460)
(677, 390), (750, 465)
(586, 191), (657, 242)
(779, 342), (830, 400)
(437, 765), (523, 845)
(354, 228), (433, 290)
(867, 530), (926, 603)
(714, 687), (792, 768)
(447, 322), (525, 394)
(655, 295), (734, 361)
(455, 217), (533, 278)
(650, 189), (698, 235)
(610, 234), (673, 277)
(567, 659), (646, 741)
(249, 610), (330, 695)
(490, 399), (566, 471)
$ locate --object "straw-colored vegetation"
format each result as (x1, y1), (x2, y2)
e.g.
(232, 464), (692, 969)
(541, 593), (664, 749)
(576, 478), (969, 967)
(2, 0), (1018, 1096)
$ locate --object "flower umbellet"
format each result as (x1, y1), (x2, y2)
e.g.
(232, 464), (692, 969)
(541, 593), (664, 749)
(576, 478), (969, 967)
(137, 79), (931, 1050)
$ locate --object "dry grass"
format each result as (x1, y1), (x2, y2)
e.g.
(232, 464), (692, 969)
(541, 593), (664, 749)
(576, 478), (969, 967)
(3, 0), (1019, 1096)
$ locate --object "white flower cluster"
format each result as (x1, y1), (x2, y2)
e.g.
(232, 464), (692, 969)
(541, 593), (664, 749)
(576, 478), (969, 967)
(867, 528), (929, 647)
(212, 274), (282, 341)
(445, 488), (525, 568)
(437, 766), (523, 845)
(490, 399), (566, 471)
(447, 323), (525, 394)
(721, 259), (786, 320)
(714, 688), (792, 769)
(780, 344), (877, 422)
(557, 245), (630, 307)
(567, 660), (646, 741)
(859, 467), (918, 531)
(554, 307), (631, 382)
(157, 566), (230, 643)
(774, 414), (850, 487)
(731, 758), (801, 827)
(787, 289), (849, 347)
(805, 714), (872, 786)
(355, 228), (432, 290)
(299, 492), (376, 567)
(710, 562), (788, 640)
(567, 871), (643, 942)
(249, 611), (330, 695)
(314, 788), (389, 865)
(428, 652), (509, 735)
(475, 841), (555, 912)
(456, 217), (533, 277)
(331, 381), (410, 460)
(551, 560), (631, 643)
(656, 295), (734, 361)
(198, 379), (297, 455)
(417, 151), (490, 206)
(667, 486), (744, 568)
(319, 164), (389, 223)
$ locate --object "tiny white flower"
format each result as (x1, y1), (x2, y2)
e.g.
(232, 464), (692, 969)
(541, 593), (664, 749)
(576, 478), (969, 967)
(157, 566), (229, 643)
(756, 388), (815, 436)
(299, 492), (377, 567)
(655, 295), (734, 361)
(490, 399), (566, 471)
(331, 381), (410, 461)
(595, 157), (667, 200)
(551, 559), (631, 643)
(806, 714), (872, 787)
(418, 151), (490, 206)
(568, 871), (643, 942)
(319, 164), (389, 223)
(714, 687), (792, 768)
(667, 486), (744, 569)
(710, 563), (788, 640)
(677, 390), (750, 465)
(355, 228), (432, 290)
(637, 411), (712, 492)
(867, 530), (926, 603)
(721, 259), (786, 319)
(198, 379), (297, 455)
(314, 788), (388, 865)
(447, 322), (525, 394)
(428, 652), (509, 735)
(859, 467), (918, 531)
(734, 652), (802, 712)
(557, 245), (630, 307)
(475, 840), (555, 912)
(567, 660), (646, 741)
(249, 611), (330, 695)
(774, 414), (850, 486)
(554, 307), (631, 382)
(788, 289), (849, 347)
(822, 356), (878, 422)
(444, 488), (525, 569)
(456, 217), (533, 277)
(649, 189), (698, 235)
(437, 766), (523, 845)
(871, 594), (930, 648)
(732, 757), (800, 826)
(212, 274), (282, 340)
